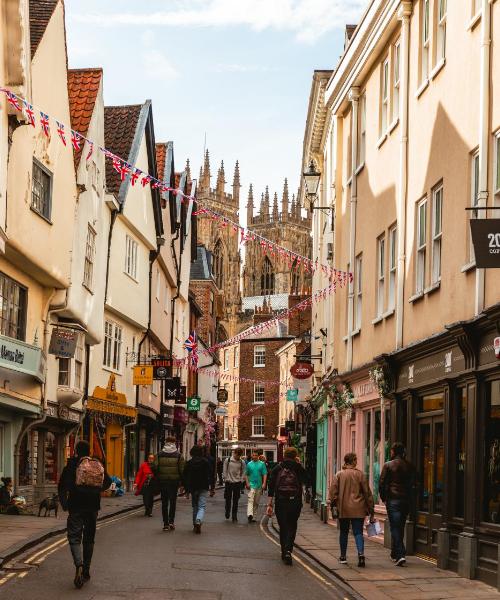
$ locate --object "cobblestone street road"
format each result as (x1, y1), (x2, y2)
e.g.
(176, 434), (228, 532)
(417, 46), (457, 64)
(0, 494), (352, 600)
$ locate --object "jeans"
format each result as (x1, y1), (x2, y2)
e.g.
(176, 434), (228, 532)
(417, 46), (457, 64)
(275, 498), (302, 556)
(339, 518), (365, 556)
(386, 499), (409, 560)
(160, 481), (179, 525)
(225, 482), (242, 518)
(192, 490), (208, 524)
(247, 487), (262, 517)
(67, 511), (97, 568)
(142, 485), (154, 515)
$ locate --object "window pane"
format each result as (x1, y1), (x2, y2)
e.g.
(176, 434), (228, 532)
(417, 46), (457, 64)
(44, 432), (58, 484)
(374, 410), (381, 503)
(496, 137), (500, 191)
(455, 388), (466, 518)
(484, 380), (500, 522)
(364, 411), (371, 483)
(419, 393), (444, 412)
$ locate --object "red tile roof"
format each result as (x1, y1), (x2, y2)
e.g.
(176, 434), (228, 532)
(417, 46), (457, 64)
(67, 68), (102, 169)
(30, 0), (59, 58)
(155, 143), (166, 181)
(104, 104), (142, 197)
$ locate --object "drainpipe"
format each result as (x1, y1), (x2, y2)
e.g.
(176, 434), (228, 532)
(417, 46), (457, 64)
(104, 209), (118, 305)
(396, 1), (413, 349)
(346, 87), (360, 372)
(475, 0), (491, 315)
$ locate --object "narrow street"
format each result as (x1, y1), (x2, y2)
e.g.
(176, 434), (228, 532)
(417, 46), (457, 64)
(1, 495), (350, 600)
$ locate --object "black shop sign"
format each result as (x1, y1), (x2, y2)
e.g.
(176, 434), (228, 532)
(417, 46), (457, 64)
(470, 219), (500, 268)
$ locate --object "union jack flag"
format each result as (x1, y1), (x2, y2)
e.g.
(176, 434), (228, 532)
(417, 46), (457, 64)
(40, 112), (50, 137)
(141, 174), (152, 187)
(22, 100), (35, 127)
(5, 91), (21, 111)
(184, 331), (198, 366)
(86, 141), (94, 161)
(56, 121), (66, 146)
(71, 130), (82, 152)
(130, 169), (141, 186)
(112, 157), (130, 181)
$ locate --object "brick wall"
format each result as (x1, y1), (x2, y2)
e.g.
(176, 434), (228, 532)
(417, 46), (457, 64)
(189, 280), (217, 346)
(288, 294), (311, 337)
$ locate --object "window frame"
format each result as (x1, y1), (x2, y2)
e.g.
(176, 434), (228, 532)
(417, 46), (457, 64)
(377, 235), (385, 318)
(469, 150), (480, 262)
(431, 184), (443, 284)
(124, 235), (138, 281)
(233, 346), (239, 368)
(253, 383), (265, 404)
(103, 319), (122, 372)
(359, 92), (366, 166)
(31, 158), (53, 222)
(381, 58), (389, 135)
(252, 415), (265, 437)
(83, 224), (96, 291)
(58, 357), (70, 386)
(355, 254), (362, 331)
(393, 41), (401, 122)
(494, 131), (500, 197)
(74, 334), (84, 390)
(416, 198), (428, 294)
(224, 349), (229, 371)
(388, 225), (397, 310)
(437, 0), (447, 63)
(253, 345), (266, 367)
(421, 0), (430, 82)
(0, 272), (28, 341)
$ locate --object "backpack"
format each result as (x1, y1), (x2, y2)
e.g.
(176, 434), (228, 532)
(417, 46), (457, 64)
(225, 457), (244, 479)
(75, 457), (105, 489)
(276, 465), (301, 497)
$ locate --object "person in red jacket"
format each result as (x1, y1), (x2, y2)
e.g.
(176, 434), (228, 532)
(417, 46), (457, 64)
(134, 453), (156, 516)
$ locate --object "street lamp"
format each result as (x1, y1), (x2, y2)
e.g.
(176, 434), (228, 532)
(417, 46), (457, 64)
(303, 159), (321, 199)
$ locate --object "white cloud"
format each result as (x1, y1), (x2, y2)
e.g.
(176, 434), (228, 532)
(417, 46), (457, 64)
(74, 0), (366, 44)
(142, 50), (179, 80)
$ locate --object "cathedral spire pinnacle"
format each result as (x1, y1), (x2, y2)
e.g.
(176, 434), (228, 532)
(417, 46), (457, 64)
(232, 160), (240, 204)
(216, 160), (225, 196)
(262, 186), (270, 222)
(201, 148), (211, 190)
(247, 183), (254, 225)
(272, 191), (279, 221)
(281, 178), (289, 219)
(185, 158), (191, 182)
(290, 193), (296, 219)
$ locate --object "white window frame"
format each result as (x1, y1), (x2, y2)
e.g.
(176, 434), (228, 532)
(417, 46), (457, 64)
(252, 415), (265, 437)
(125, 235), (138, 280)
(416, 198), (427, 294)
(58, 357), (70, 386)
(437, 0), (446, 62)
(494, 132), (500, 197)
(472, 0), (481, 18)
(377, 236), (385, 318)
(74, 335), (84, 390)
(470, 150), (480, 261)
(83, 224), (96, 291)
(421, 0), (430, 82)
(432, 185), (443, 284)
(381, 58), (389, 134)
(103, 320), (122, 371)
(359, 93), (366, 166)
(393, 41), (401, 122)
(253, 384), (265, 404)
(254, 345), (266, 367)
(234, 346), (239, 368)
(224, 349), (229, 371)
(388, 225), (397, 310)
(233, 383), (238, 404)
(355, 254), (362, 331)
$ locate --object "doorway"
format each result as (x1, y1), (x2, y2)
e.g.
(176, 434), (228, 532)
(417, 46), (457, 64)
(415, 415), (444, 558)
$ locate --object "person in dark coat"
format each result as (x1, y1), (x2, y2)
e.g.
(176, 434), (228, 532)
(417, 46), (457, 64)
(58, 440), (111, 588)
(134, 453), (156, 517)
(183, 445), (215, 534)
(267, 447), (308, 566)
(154, 437), (185, 531)
(216, 457), (224, 486)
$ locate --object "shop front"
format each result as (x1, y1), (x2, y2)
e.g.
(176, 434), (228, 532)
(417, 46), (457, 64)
(384, 303), (500, 587)
(312, 389), (329, 518)
(86, 375), (136, 481)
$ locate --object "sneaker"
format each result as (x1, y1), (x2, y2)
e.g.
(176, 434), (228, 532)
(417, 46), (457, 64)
(248, 515), (253, 523)
(395, 557), (406, 567)
(169, 524), (175, 531)
(358, 555), (365, 568)
(283, 552), (293, 566)
(74, 565), (84, 589)
(163, 524), (169, 531)
(194, 521), (201, 534)
(338, 556), (347, 564)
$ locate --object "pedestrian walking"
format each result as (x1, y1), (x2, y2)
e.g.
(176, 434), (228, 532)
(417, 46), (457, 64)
(183, 445), (215, 534)
(134, 453), (156, 517)
(267, 447), (307, 566)
(58, 440), (111, 588)
(216, 457), (224, 486)
(329, 452), (375, 568)
(245, 450), (267, 523)
(223, 448), (246, 521)
(379, 442), (416, 567)
(154, 436), (185, 531)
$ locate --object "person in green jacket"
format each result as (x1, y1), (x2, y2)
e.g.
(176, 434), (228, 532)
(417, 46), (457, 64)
(154, 436), (185, 531)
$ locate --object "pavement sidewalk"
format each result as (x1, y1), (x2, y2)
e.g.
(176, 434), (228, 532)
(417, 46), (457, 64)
(273, 505), (500, 600)
(0, 492), (145, 567)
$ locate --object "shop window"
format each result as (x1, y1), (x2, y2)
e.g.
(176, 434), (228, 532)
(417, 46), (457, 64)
(384, 408), (391, 462)
(0, 272), (27, 341)
(484, 380), (500, 523)
(31, 159), (52, 221)
(75, 336), (84, 390)
(0, 423), (4, 477)
(19, 432), (33, 486)
(454, 387), (467, 519)
(265, 450), (274, 463)
(419, 393), (444, 412)
(364, 411), (371, 485)
(44, 431), (58, 484)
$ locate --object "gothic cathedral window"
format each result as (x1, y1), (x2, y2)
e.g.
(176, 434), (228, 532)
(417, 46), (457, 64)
(214, 239), (224, 289)
(260, 256), (275, 295)
(292, 270), (300, 293)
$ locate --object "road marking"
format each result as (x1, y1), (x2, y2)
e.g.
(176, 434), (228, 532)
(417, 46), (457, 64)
(0, 572), (17, 586)
(25, 537), (67, 564)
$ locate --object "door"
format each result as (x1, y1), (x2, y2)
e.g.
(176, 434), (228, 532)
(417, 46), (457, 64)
(415, 417), (444, 558)
(106, 423), (123, 479)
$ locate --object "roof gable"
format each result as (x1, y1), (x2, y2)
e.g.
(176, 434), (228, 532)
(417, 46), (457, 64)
(67, 68), (102, 169)
(30, 0), (59, 58)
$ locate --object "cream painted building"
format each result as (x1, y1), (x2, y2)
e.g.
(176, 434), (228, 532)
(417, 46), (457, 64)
(303, 0), (500, 585)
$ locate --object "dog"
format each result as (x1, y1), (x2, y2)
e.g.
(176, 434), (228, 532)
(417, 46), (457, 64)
(38, 493), (59, 517)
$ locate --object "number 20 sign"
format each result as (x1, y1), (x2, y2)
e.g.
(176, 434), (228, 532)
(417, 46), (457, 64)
(470, 219), (500, 268)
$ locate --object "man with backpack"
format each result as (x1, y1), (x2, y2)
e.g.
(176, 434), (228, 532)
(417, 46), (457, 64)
(58, 440), (111, 588)
(154, 436), (185, 531)
(223, 448), (246, 521)
(267, 447), (307, 566)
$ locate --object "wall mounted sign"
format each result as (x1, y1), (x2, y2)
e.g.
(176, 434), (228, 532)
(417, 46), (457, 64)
(217, 388), (228, 404)
(176, 386), (187, 405)
(152, 356), (172, 379)
(470, 219), (500, 268)
(286, 389), (299, 402)
(0, 333), (45, 382)
(290, 362), (314, 380)
(187, 396), (201, 412)
(48, 328), (78, 358)
(164, 377), (181, 401)
(133, 365), (153, 385)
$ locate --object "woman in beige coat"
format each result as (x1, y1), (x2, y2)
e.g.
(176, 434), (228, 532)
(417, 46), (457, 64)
(329, 452), (375, 567)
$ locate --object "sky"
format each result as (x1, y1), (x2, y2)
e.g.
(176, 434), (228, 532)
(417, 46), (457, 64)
(65, 0), (366, 215)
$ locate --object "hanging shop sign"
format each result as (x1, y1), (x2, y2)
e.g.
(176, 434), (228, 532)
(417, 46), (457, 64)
(174, 406), (188, 424)
(133, 365), (154, 386)
(176, 386), (187, 405)
(0, 333), (45, 382)
(161, 405), (174, 426)
(87, 374), (136, 420)
(48, 328), (78, 358)
(470, 219), (500, 268)
(187, 396), (201, 412)
(214, 407), (228, 416)
(286, 389), (299, 402)
(152, 356), (172, 379)
(285, 420), (296, 432)
(290, 362), (314, 380)
(164, 377), (181, 401)
(217, 388), (229, 404)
